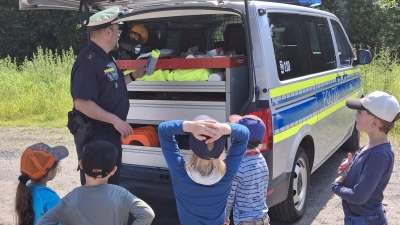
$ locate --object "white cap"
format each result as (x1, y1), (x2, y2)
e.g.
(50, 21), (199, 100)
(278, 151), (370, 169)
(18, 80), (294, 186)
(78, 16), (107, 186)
(346, 91), (400, 122)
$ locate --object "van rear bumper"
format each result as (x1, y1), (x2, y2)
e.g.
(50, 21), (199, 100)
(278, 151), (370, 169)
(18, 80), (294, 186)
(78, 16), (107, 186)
(262, 149), (291, 207)
(120, 162), (291, 208)
(266, 172), (291, 207)
(119, 164), (174, 192)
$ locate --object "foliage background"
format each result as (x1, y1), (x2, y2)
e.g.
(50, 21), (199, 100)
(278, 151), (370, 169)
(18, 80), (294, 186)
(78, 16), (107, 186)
(1, 0), (400, 61)
(0, 0), (86, 63)
(1, 0), (400, 132)
(321, 0), (400, 56)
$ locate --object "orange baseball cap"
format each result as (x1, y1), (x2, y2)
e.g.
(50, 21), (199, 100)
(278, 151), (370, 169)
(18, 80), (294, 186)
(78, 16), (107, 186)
(20, 143), (69, 180)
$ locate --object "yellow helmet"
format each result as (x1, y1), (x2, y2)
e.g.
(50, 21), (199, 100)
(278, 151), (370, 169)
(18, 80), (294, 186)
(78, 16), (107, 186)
(129, 24), (148, 44)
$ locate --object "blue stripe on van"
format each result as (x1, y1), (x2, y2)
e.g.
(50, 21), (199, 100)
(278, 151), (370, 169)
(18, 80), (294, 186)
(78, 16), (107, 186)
(272, 77), (361, 136)
(271, 70), (361, 106)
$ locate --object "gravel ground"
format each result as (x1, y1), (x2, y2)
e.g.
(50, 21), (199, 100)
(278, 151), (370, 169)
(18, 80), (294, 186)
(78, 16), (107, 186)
(0, 127), (399, 225)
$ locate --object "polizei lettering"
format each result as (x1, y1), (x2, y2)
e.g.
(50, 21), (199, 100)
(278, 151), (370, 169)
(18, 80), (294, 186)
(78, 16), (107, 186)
(322, 87), (339, 107)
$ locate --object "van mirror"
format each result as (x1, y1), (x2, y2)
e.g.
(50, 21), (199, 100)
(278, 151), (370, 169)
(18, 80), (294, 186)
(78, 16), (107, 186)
(354, 49), (373, 65)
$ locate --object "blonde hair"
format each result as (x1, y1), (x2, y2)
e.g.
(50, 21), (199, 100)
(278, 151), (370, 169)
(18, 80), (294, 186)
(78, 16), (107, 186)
(185, 142), (226, 177)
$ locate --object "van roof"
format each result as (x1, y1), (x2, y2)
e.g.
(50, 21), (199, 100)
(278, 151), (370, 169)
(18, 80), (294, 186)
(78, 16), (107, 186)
(19, 0), (326, 13)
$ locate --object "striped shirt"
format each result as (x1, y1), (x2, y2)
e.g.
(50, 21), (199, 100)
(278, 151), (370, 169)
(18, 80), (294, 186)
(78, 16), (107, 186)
(225, 153), (269, 225)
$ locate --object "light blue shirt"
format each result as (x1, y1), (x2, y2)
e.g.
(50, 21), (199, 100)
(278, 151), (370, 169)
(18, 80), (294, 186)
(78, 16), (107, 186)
(28, 183), (60, 224)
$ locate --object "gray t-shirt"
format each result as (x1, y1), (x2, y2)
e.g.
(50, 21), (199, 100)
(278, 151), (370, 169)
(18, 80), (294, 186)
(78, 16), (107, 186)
(37, 184), (154, 225)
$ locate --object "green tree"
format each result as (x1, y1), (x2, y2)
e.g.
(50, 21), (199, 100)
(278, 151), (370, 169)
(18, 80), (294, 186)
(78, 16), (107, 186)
(321, 0), (400, 55)
(0, 0), (86, 62)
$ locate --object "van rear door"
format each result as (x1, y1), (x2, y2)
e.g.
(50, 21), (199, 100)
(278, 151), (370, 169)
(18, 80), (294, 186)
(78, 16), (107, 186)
(19, 0), (244, 11)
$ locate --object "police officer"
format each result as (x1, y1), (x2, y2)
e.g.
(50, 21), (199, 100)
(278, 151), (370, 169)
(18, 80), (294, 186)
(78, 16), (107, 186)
(70, 7), (146, 185)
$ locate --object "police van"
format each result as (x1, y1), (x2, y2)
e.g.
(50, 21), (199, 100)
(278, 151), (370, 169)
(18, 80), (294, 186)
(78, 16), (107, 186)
(20, 0), (372, 222)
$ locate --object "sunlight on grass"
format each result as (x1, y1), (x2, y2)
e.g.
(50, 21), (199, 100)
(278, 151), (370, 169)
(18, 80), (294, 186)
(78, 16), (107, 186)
(0, 47), (73, 128)
(360, 45), (400, 135)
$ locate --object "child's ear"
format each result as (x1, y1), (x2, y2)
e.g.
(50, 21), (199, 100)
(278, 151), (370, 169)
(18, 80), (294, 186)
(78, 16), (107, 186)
(110, 166), (117, 176)
(373, 118), (380, 126)
(78, 160), (83, 170)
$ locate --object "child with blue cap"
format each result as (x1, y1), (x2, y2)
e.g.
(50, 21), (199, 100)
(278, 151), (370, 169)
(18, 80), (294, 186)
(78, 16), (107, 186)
(225, 114), (270, 225)
(158, 115), (249, 225)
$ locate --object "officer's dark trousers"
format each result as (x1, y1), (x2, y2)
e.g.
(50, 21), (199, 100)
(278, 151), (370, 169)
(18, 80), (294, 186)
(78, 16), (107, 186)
(75, 125), (122, 186)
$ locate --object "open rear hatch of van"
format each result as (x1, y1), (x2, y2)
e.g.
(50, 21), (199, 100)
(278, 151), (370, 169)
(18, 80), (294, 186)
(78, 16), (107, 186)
(115, 8), (251, 188)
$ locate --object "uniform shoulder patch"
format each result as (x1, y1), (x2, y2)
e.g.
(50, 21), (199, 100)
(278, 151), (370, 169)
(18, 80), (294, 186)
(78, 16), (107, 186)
(86, 52), (96, 61)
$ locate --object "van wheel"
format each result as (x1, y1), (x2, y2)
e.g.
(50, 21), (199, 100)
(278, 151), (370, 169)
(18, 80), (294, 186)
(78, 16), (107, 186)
(269, 146), (309, 223)
(341, 124), (359, 152)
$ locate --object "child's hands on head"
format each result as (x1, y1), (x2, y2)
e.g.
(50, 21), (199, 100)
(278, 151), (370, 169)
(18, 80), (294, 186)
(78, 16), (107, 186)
(185, 120), (218, 141)
(183, 120), (232, 143)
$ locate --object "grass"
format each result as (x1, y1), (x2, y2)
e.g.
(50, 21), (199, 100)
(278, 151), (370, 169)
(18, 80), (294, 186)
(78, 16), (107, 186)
(359, 46), (400, 136)
(0, 46), (399, 134)
(0, 47), (74, 128)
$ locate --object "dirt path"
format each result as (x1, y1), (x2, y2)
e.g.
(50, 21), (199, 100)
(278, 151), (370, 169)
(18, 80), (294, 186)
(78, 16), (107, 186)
(0, 127), (399, 225)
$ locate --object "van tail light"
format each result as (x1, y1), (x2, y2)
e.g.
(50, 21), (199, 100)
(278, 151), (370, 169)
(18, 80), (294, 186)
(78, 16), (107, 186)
(249, 109), (273, 151)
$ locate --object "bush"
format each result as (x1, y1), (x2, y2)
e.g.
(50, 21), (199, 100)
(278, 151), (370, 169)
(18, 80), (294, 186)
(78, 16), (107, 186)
(0, 47), (74, 127)
(1, 46), (399, 136)
(360, 45), (400, 135)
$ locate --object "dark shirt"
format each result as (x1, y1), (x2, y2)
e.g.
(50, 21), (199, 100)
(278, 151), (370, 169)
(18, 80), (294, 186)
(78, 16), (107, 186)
(332, 142), (394, 216)
(70, 41), (129, 126)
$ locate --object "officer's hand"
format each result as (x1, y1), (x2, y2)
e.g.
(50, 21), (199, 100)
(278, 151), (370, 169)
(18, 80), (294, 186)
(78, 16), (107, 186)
(114, 119), (133, 139)
(134, 64), (147, 78)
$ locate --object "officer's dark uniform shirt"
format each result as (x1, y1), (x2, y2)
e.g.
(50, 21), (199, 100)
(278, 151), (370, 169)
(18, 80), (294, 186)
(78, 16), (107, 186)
(71, 41), (129, 126)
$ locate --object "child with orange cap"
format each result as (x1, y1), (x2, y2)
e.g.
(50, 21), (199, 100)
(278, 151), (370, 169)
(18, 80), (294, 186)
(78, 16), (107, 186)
(15, 143), (69, 225)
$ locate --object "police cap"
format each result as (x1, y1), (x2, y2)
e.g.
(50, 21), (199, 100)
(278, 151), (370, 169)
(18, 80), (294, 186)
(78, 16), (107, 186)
(86, 7), (122, 31)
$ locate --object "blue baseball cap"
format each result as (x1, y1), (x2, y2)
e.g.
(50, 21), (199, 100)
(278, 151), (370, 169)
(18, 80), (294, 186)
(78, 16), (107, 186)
(229, 114), (266, 148)
(189, 115), (227, 160)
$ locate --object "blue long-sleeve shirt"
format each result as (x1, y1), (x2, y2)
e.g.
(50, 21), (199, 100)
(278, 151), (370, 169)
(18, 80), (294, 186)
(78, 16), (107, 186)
(28, 184), (60, 225)
(332, 142), (394, 216)
(225, 154), (269, 224)
(158, 120), (249, 225)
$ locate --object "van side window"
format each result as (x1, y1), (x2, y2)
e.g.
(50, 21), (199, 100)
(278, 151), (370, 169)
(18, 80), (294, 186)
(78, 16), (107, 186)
(301, 15), (336, 72)
(268, 13), (312, 81)
(331, 20), (354, 67)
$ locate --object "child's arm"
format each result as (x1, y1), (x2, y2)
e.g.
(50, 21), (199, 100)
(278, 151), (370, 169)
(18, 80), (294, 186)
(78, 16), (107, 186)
(225, 174), (242, 223)
(224, 123), (249, 178)
(158, 120), (188, 172)
(332, 152), (390, 204)
(36, 201), (64, 225)
(158, 119), (228, 172)
(130, 198), (155, 225)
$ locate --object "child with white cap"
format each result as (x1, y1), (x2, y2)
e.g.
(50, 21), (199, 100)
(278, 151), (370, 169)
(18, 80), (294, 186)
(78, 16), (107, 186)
(15, 143), (69, 225)
(332, 91), (400, 225)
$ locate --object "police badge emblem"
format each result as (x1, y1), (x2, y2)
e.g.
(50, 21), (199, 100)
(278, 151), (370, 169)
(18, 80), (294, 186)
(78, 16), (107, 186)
(114, 82), (118, 89)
